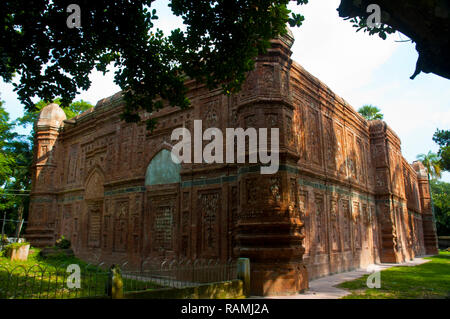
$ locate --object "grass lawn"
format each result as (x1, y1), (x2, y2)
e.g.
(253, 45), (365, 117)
(337, 251), (450, 299)
(0, 247), (160, 299)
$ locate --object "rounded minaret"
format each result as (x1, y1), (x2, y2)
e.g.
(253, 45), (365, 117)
(26, 103), (66, 247)
(36, 103), (67, 130)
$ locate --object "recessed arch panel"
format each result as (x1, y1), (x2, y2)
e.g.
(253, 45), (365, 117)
(145, 149), (181, 186)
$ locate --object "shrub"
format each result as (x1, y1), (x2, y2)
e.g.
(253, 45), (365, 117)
(55, 236), (71, 249)
(1, 234), (8, 246)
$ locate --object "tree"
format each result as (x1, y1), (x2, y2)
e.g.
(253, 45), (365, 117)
(0, 0), (308, 130)
(338, 0), (450, 80)
(1, 1), (448, 130)
(416, 151), (442, 181)
(0, 99), (93, 236)
(357, 105), (384, 121)
(0, 98), (30, 236)
(433, 129), (450, 172)
(0, 99), (16, 186)
(430, 180), (450, 236)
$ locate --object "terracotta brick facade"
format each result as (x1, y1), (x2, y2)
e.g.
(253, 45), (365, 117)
(26, 31), (438, 296)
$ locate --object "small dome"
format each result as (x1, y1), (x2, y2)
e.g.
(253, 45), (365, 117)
(36, 103), (67, 129)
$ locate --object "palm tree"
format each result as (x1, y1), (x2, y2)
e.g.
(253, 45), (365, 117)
(358, 105), (384, 121)
(417, 151), (442, 220)
(416, 151), (442, 181)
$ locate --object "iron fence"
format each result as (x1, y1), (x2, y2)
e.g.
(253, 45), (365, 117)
(0, 262), (109, 299)
(0, 258), (238, 299)
(122, 258), (238, 291)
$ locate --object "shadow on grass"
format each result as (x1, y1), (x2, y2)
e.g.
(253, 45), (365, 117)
(0, 249), (160, 299)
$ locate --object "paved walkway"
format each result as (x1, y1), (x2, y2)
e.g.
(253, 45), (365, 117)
(253, 256), (432, 299)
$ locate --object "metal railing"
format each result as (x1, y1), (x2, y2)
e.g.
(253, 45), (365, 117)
(0, 262), (109, 299)
(122, 258), (238, 291)
(0, 258), (238, 299)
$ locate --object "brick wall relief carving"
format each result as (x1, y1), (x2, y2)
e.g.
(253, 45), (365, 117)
(246, 177), (259, 207)
(72, 215), (79, 249)
(240, 69), (257, 100)
(362, 204), (370, 249)
(324, 117), (337, 171)
(113, 200), (129, 252)
(286, 116), (294, 147)
(289, 178), (299, 217)
(30, 203), (44, 225)
(314, 194), (326, 254)
(346, 133), (357, 180)
(230, 107), (238, 126)
(269, 177), (282, 206)
(330, 198), (340, 252)
(55, 204), (62, 238)
(356, 138), (366, 184)
(62, 204), (72, 240)
(87, 202), (102, 248)
(85, 170), (104, 200)
(262, 65), (275, 91)
(148, 194), (177, 254)
(375, 168), (388, 190)
(281, 70), (289, 95)
(373, 143), (386, 165)
(119, 125), (133, 171)
(299, 191), (309, 255)
(295, 106), (306, 161)
(131, 196), (142, 254)
(198, 190), (221, 258)
(266, 113), (278, 129)
(335, 125), (346, 176)
(366, 141), (374, 188)
(370, 205), (378, 250)
(202, 98), (221, 129)
(135, 126), (145, 166)
(181, 191), (190, 257)
(67, 144), (79, 184)
(103, 200), (111, 249)
(155, 205), (174, 251)
(341, 199), (351, 251)
(229, 186), (238, 259)
(306, 108), (321, 165)
(106, 137), (117, 174)
(352, 201), (362, 250)
(245, 114), (257, 129)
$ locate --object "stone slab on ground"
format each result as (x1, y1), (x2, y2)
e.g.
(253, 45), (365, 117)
(251, 256), (432, 299)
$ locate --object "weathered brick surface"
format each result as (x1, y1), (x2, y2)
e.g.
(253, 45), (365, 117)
(26, 31), (438, 296)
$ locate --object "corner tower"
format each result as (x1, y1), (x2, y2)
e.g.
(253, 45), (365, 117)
(26, 103), (66, 247)
(233, 28), (308, 296)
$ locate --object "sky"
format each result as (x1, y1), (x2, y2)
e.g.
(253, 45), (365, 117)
(1, 0), (449, 181)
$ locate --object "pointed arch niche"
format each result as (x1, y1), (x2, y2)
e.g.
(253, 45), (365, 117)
(84, 169), (104, 249)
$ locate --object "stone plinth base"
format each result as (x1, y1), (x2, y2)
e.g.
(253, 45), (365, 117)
(25, 227), (54, 248)
(250, 262), (308, 296)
